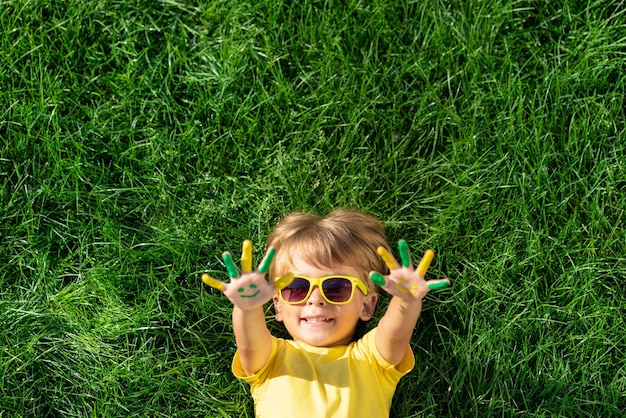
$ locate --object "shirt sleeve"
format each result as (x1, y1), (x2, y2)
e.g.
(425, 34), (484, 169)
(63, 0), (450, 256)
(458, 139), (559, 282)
(360, 328), (415, 377)
(232, 336), (279, 384)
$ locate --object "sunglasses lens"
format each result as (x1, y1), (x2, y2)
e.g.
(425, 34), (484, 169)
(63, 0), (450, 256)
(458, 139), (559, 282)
(281, 278), (311, 303)
(280, 277), (356, 304)
(321, 278), (353, 303)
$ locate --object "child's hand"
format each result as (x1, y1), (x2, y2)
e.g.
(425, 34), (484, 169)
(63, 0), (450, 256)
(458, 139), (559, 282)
(370, 240), (450, 300)
(201, 240), (294, 311)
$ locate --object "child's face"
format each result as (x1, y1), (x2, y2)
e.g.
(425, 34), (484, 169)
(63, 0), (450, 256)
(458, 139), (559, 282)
(272, 255), (378, 347)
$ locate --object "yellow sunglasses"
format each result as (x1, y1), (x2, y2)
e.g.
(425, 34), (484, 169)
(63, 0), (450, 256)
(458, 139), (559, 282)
(277, 275), (369, 305)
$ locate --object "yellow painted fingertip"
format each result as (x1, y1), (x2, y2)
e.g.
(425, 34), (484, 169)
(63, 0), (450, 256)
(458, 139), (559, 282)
(416, 249), (435, 275)
(273, 272), (295, 290)
(377, 247), (398, 270)
(202, 273), (226, 292)
(241, 239), (253, 272)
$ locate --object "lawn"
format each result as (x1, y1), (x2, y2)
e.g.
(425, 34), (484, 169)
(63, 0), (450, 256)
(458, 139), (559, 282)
(1, 0), (625, 416)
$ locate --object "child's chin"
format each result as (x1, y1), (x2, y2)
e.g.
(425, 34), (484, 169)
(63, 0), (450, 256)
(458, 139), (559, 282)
(298, 332), (351, 348)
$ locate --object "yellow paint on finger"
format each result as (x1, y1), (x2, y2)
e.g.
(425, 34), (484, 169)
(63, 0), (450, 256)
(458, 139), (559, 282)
(377, 247), (398, 270)
(202, 273), (226, 292)
(241, 239), (253, 272)
(274, 272), (295, 290)
(416, 249), (435, 275)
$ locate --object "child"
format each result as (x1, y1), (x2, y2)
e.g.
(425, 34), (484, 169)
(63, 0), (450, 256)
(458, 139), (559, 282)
(202, 209), (450, 417)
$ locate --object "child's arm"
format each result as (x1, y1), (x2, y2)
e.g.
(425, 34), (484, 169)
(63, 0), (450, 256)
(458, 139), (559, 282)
(371, 241), (450, 366)
(201, 240), (293, 376)
(231, 304), (272, 376)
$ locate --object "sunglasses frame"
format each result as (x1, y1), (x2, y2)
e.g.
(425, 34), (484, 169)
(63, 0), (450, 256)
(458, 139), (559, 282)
(276, 275), (369, 305)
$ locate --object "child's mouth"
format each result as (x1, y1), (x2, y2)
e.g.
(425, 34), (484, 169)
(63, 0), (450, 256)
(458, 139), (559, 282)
(302, 317), (332, 324)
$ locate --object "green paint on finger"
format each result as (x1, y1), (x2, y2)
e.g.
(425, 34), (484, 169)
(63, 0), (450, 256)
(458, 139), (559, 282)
(370, 272), (386, 286)
(398, 240), (411, 268)
(223, 252), (239, 278)
(428, 281), (449, 291)
(258, 248), (276, 274)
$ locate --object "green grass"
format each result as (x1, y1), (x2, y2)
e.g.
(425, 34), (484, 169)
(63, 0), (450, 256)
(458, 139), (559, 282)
(1, 0), (625, 416)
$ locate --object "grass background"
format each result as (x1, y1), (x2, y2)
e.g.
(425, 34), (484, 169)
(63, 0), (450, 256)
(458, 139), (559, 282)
(1, 0), (625, 416)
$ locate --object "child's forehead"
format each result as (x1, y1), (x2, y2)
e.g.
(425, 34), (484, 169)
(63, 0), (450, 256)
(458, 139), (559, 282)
(274, 250), (362, 275)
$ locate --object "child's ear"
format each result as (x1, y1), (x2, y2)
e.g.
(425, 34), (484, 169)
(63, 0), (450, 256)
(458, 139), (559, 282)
(359, 294), (378, 321)
(273, 295), (283, 322)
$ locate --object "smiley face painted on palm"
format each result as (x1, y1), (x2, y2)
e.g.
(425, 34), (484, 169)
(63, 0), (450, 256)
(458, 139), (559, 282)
(394, 279), (418, 294)
(238, 283), (261, 298)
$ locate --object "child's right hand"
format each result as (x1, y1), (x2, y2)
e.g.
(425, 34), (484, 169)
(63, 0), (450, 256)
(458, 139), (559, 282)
(201, 240), (294, 311)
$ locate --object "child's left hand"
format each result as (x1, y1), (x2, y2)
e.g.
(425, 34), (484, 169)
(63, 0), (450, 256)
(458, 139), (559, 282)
(370, 240), (450, 300)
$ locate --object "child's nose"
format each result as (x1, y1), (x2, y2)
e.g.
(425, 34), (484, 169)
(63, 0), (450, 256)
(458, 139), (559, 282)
(306, 286), (326, 305)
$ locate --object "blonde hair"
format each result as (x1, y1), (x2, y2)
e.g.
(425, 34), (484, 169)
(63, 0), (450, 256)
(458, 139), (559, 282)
(266, 209), (391, 292)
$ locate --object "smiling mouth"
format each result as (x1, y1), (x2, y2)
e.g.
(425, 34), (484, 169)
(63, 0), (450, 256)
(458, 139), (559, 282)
(240, 291), (261, 298)
(302, 317), (332, 323)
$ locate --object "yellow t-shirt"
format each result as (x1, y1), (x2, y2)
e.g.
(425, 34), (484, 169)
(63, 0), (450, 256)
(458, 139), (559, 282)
(232, 328), (414, 418)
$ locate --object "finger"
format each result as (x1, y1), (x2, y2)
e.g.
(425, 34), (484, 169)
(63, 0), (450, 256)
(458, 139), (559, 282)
(241, 240), (253, 273)
(258, 247), (276, 274)
(377, 247), (398, 270)
(427, 279), (450, 291)
(398, 240), (411, 268)
(274, 272), (295, 290)
(370, 272), (386, 286)
(223, 252), (239, 278)
(201, 273), (227, 292)
(416, 249), (435, 275)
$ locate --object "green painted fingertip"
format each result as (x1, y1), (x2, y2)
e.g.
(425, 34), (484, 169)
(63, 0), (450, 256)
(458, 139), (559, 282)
(428, 281), (450, 291)
(370, 272), (386, 286)
(398, 240), (411, 268)
(258, 248), (276, 274)
(223, 252), (239, 278)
